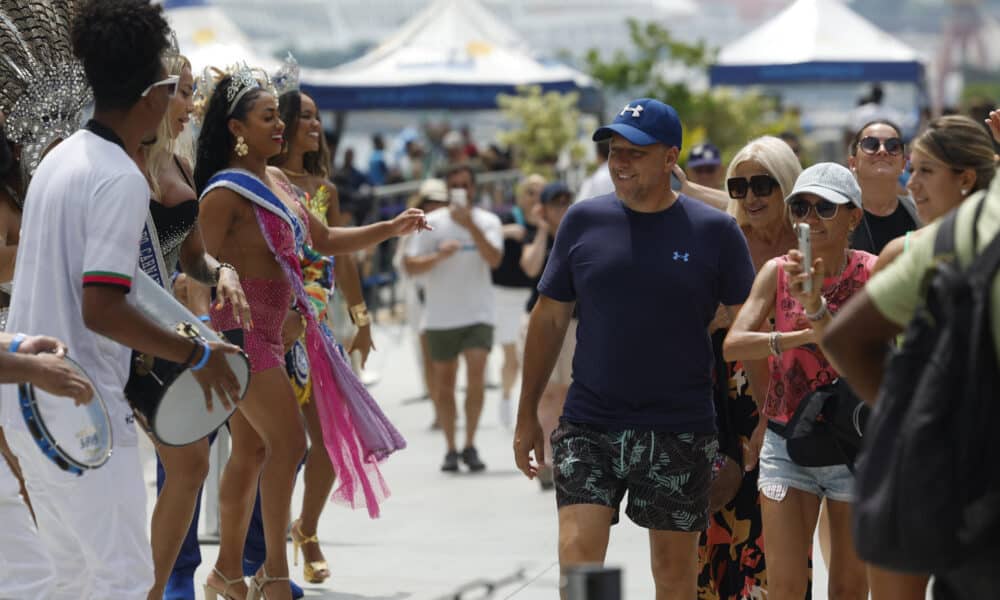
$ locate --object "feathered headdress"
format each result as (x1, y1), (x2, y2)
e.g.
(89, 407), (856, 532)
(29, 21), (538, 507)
(0, 0), (92, 178)
(193, 62), (275, 124)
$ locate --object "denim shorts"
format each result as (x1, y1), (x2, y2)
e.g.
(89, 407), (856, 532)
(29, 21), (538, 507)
(758, 428), (854, 503)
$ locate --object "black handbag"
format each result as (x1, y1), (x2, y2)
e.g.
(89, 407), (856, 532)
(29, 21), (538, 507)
(771, 380), (869, 468)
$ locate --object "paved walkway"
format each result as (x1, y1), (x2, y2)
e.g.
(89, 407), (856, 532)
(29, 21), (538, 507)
(141, 323), (832, 599)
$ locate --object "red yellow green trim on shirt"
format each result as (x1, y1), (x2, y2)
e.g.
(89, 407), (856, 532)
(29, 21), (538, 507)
(82, 270), (132, 289)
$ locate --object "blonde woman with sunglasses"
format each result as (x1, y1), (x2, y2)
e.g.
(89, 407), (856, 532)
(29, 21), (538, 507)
(724, 163), (875, 600)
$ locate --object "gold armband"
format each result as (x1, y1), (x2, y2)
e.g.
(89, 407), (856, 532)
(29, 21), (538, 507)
(349, 303), (371, 328)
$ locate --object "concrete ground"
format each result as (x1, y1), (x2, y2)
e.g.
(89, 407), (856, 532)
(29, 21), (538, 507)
(141, 322), (833, 599)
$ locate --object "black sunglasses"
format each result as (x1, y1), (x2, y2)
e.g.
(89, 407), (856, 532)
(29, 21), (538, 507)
(727, 175), (780, 200)
(789, 197), (840, 220)
(858, 136), (904, 156)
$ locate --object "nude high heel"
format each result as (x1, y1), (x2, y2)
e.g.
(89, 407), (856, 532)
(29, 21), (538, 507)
(247, 567), (290, 600)
(203, 568), (246, 600)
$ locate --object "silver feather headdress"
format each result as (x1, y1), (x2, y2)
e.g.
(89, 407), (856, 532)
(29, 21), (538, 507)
(193, 62), (275, 123)
(0, 0), (92, 177)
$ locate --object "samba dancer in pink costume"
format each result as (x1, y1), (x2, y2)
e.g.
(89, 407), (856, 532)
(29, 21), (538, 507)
(194, 66), (425, 600)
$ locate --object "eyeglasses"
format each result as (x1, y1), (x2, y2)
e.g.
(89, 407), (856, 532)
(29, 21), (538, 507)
(727, 175), (780, 200)
(858, 136), (904, 156)
(141, 75), (179, 98)
(788, 198), (840, 220)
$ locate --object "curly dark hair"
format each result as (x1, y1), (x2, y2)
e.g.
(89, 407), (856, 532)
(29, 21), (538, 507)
(194, 76), (266, 194)
(269, 90), (330, 178)
(71, 0), (170, 111)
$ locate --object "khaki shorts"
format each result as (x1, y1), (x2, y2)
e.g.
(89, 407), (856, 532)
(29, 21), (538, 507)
(426, 323), (494, 362)
(550, 319), (577, 386)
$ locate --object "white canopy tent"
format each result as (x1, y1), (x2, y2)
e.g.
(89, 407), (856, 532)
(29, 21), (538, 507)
(164, 0), (278, 74)
(298, 0), (600, 111)
(710, 0), (924, 86)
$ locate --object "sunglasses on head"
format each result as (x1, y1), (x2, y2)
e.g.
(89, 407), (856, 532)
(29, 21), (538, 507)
(727, 175), (780, 200)
(141, 75), (179, 98)
(788, 197), (840, 220)
(858, 136), (904, 156)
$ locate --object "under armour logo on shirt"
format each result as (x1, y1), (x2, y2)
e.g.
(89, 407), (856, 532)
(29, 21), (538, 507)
(673, 252), (690, 262)
(620, 104), (644, 118)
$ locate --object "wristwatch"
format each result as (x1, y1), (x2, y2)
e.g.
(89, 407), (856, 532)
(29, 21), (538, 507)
(349, 303), (371, 328)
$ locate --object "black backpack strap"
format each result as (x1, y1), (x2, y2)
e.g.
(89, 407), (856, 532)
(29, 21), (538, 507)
(933, 207), (961, 259)
(968, 197), (1000, 278)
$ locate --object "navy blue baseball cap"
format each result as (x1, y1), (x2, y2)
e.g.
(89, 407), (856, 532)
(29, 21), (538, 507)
(687, 143), (721, 168)
(592, 98), (683, 149)
(540, 181), (572, 204)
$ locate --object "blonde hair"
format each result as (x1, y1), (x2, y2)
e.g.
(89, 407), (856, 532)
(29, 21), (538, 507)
(725, 136), (802, 228)
(912, 115), (997, 193)
(145, 54), (193, 200)
(516, 173), (546, 199)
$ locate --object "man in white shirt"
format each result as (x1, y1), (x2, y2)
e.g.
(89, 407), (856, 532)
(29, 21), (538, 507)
(577, 141), (615, 202)
(405, 165), (503, 472)
(2, 2), (240, 597)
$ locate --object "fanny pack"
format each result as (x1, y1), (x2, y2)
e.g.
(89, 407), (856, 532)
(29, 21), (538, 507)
(768, 380), (870, 469)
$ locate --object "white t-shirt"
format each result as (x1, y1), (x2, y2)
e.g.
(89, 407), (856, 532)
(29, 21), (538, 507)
(577, 162), (615, 203)
(3, 128), (148, 447)
(406, 206), (503, 330)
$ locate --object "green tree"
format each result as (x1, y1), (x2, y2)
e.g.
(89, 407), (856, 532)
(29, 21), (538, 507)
(585, 20), (801, 166)
(497, 85), (586, 178)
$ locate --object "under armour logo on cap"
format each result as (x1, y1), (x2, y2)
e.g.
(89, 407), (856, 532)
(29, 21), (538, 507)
(673, 252), (690, 262)
(620, 104), (644, 118)
(593, 98), (683, 149)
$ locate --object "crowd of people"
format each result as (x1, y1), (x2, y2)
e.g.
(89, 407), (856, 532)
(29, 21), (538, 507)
(0, 1), (998, 600)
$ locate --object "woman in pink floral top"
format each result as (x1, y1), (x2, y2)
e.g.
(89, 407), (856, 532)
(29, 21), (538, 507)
(724, 163), (875, 600)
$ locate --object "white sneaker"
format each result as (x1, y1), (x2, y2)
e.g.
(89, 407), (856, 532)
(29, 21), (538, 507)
(499, 398), (514, 429)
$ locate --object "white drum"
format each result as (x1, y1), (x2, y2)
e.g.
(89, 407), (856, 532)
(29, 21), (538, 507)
(19, 357), (112, 475)
(125, 271), (249, 446)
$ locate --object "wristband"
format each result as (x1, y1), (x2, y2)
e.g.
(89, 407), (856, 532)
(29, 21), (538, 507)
(190, 340), (211, 372)
(198, 314), (212, 323)
(8, 333), (25, 353)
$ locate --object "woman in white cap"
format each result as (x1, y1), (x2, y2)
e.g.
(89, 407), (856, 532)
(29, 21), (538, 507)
(723, 163), (875, 600)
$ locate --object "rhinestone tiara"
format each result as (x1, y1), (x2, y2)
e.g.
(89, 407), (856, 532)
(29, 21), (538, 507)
(193, 62), (276, 123)
(272, 52), (300, 97)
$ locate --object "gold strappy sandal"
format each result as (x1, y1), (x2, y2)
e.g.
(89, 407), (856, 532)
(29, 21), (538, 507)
(291, 519), (330, 583)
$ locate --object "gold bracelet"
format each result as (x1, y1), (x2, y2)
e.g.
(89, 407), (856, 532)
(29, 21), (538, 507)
(349, 303), (371, 328)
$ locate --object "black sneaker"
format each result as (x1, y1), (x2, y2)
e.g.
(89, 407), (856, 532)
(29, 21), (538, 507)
(461, 446), (486, 472)
(441, 450), (460, 472)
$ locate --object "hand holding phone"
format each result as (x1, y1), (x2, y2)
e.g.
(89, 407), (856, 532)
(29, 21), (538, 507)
(796, 223), (812, 294)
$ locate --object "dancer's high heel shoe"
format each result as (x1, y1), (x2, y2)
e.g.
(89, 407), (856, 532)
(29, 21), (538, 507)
(291, 520), (330, 583)
(247, 567), (290, 600)
(203, 568), (246, 600)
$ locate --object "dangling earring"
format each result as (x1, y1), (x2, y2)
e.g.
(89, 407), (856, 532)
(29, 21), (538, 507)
(235, 136), (249, 157)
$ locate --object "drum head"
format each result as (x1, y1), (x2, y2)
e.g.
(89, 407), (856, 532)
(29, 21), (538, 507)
(152, 351), (250, 446)
(27, 357), (112, 470)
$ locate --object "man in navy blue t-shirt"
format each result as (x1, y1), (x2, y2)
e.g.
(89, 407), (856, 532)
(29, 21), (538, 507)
(513, 99), (755, 599)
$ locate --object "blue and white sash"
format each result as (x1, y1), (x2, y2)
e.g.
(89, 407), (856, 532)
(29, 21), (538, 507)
(138, 211), (170, 290)
(201, 169), (305, 253)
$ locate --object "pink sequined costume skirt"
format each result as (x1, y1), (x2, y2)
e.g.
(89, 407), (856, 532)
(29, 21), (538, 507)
(210, 277), (290, 373)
